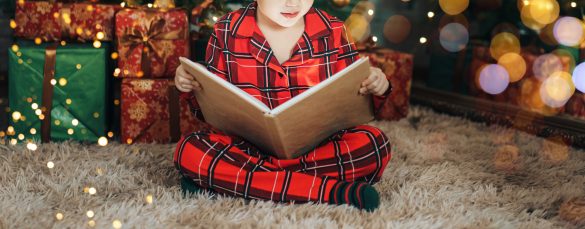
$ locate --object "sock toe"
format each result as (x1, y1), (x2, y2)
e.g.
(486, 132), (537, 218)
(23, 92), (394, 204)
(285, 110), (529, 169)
(180, 176), (201, 196)
(360, 184), (380, 212)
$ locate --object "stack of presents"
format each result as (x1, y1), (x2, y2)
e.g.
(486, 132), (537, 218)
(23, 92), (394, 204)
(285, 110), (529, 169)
(6, 0), (414, 145)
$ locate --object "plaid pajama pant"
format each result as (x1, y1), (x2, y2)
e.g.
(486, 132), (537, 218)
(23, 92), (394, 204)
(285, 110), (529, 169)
(173, 124), (392, 203)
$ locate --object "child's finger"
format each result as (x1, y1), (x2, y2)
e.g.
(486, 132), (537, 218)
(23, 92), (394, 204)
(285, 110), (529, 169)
(373, 80), (386, 95)
(176, 84), (192, 93)
(177, 77), (191, 86)
(366, 80), (379, 90)
(361, 73), (376, 86)
(182, 84), (193, 90)
(179, 69), (194, 80)
(191, 80), (201, 87)
(358, 87), (368, 95)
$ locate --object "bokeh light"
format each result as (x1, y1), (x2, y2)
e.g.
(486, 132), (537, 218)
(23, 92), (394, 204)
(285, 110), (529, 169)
(383, 15), (411, 44)
(146, 194), (153, 204)
(528, 0), (559, 25)
(552, 49), (576, 72)
(479, 64), (510, 95)
(572, 62), (585, 93)
(351, 1), (375, 22)
(498, 53), (526, 82)
(494, 144), (521, 171)
(520, 2), (547, 30)
(55, 213), (64, 221)
(553, 17), (584, 47)
(533, 54), (563, 81)
(439, 23), (469, 52)
(439, 0), (469, 15)
(427, 11), (435, 18)
(113, 220), (122, 229)
(98, 137), (108, 146)
(490, 32), (521, 60)
(541, 136), (569, 164)
(27, 143), (37, 151)
(344, 14), (370, 42)
(539, 71), (575, 108)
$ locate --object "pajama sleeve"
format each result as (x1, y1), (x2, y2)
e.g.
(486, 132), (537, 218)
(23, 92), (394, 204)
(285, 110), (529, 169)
(334, 24), (392, 121)
(180, 19), (230, 122)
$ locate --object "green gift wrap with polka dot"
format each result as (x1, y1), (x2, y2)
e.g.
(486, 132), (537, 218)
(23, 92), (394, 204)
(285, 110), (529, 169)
(8, 40), (110, 143)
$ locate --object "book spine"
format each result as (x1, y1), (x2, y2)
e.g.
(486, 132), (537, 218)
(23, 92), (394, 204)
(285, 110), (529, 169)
(263, 113), (285, 158)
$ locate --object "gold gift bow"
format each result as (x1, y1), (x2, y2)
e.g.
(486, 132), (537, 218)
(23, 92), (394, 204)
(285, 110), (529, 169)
(119, 10), (187, 77)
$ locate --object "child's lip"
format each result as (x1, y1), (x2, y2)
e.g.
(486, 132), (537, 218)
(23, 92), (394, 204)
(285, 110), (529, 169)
(281, 11), (300, 18)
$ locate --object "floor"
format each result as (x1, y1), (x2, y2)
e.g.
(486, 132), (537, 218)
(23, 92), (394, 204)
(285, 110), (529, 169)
(0, 106), (583, 228)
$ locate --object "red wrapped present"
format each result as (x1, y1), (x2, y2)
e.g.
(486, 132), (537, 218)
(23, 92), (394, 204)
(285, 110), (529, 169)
(14, 1), (120, 42)
(565, 92), (585, 119)
(121, 79), (207, 143)
(359, 48), (414, 121)
(116, 8), (189, 78)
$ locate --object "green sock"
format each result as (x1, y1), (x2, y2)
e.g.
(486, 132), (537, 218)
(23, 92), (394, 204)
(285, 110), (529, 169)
(329, 181), (380, 212)
(180, 176), (202, 196)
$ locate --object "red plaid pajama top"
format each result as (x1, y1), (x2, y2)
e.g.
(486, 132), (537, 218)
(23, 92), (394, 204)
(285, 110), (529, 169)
(175, 2), (392, 204)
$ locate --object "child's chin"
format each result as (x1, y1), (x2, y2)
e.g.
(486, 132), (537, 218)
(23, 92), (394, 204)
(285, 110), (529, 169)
(274, 18), (300, 28)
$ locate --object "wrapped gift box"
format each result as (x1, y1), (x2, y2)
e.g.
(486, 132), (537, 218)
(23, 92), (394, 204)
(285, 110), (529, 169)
(116, 8), (189, 78)
(8, 40), (109, 143)
(14, 1), (120, 42)
(565, 92), (585, 119)
(121, 78), (207, 143)
(359, 48), (413, 121)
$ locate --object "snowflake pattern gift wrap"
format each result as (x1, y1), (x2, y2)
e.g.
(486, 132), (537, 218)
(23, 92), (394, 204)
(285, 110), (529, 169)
(116, 8), (189, 78)
(359, 48), (413, 121)
(14, 1), (120, 42)
(120, 79), (207, 143)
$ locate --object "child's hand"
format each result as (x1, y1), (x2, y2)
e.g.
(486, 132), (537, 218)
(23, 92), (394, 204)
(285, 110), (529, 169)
(175, 65), (202, 93)
(359, 67), (389, 96)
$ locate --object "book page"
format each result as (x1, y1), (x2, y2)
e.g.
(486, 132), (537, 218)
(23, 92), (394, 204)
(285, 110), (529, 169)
(266, 57), (375, 159)
(179, 57), (275, 148)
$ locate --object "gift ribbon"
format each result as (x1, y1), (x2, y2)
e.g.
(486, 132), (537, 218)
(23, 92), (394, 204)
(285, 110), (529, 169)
(119, 10), (187, 77)
(126, 80), (182, 143)
(41, 44), (58, 143)
(168, 81), (181, 142)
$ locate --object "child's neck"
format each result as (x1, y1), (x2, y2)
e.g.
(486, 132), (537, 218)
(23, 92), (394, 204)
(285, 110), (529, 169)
(256, 10), (304, 34)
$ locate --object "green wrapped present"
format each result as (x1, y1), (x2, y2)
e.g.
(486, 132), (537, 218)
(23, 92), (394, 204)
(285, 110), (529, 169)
(8, 41), (109, 143)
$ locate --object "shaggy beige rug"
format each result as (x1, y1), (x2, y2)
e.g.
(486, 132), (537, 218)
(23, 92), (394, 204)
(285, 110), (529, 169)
(1, 106), (584, 228)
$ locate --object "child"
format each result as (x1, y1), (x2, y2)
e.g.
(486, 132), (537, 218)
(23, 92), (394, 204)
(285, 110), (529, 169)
(173, 0), (392, 211)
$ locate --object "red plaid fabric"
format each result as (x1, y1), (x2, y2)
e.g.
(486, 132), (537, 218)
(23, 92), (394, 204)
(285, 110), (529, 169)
(174, 124), (391, 203)
(181, 2), (392, 120)
(175, 2), (392, 203)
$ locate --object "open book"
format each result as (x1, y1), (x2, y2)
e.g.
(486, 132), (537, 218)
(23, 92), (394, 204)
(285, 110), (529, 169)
(179, 57), (374, 159)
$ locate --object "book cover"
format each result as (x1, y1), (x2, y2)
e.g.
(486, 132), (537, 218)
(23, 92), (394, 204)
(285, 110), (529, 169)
(179, 57), (374, 159)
